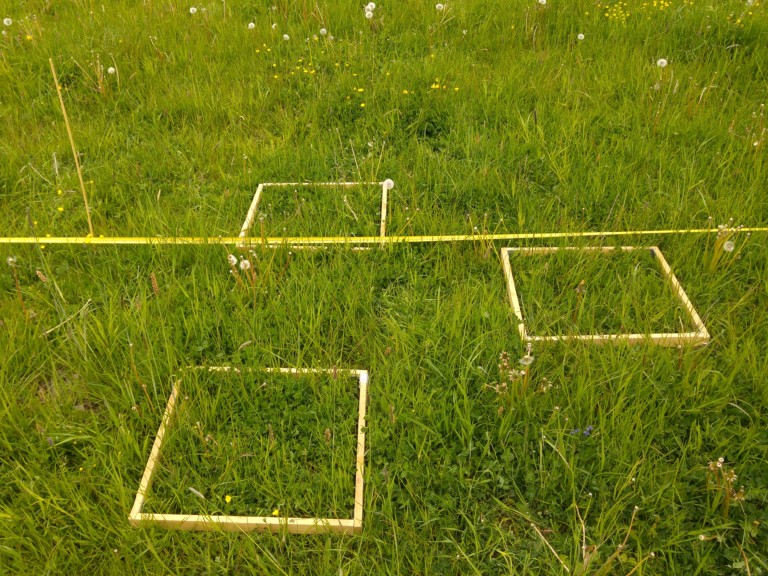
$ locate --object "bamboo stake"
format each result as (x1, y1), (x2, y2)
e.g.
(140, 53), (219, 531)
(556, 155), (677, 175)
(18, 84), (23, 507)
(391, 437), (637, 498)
(49, 58), (94, 237)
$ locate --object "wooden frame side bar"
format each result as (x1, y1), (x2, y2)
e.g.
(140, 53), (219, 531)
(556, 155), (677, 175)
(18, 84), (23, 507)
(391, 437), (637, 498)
(239, 183), (264, 239)
(129, 381), (180, 525)
(500, 248), (526, 341)
(379, 183), (388, 239)
(131, 514), (356, 534)
(353, 371), (368, 533)
(652, 247), (710, 341)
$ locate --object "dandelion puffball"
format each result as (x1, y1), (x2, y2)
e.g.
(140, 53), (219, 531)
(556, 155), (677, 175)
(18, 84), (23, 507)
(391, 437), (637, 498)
(436, 3), (444, 10)
(365, 10), (373, 19)
(657, 58), (668, 68)
(227, 254), (238, 266)
(6, 256), (17, 267)
(3, 17), (11, 26)
(538, 0), (546, 5)
(248, 22), (255, 29)
(383, 179), (395, 190)
(723, 240), (735, 253)
(239, 259), (252, 270)
(107, 67), (116, 74)
(577, 33), (585, 40)
(366, 2), (376, 10)
(189, 6), (197, 14)
(271, 22), (277, 29)
(283, 33), (289, 40)
(319, 27), (327, 35)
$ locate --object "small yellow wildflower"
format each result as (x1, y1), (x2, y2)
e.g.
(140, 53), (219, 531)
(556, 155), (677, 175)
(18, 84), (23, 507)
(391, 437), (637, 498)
(57, 207), (64, 212)
(26, 34), (32, 41)
(357, 88), (364, 92)
(360, 103), (366, 108)
(402, 89), (408, 94)
(57, 189), (62, 195)
(225, 495), (232, 504)
(272, 508), (279, 516)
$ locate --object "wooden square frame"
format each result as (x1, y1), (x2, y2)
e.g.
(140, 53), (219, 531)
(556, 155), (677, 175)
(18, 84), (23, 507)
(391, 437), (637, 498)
(500, 246), (710, 346)
(238, 181), (390, 243)
(128, 367), (369, 534)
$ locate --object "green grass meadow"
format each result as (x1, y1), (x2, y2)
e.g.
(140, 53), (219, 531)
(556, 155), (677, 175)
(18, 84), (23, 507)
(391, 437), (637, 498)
(1, 0), (768, 573)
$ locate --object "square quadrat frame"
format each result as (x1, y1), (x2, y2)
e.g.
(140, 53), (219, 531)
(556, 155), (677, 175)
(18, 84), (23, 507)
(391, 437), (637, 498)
(238, 181), (390, 245)
(128, 367), (369, 535)
(500, 246), (710, 347)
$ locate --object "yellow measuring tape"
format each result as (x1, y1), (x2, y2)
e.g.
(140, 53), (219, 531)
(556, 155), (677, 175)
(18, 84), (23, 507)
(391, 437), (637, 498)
(0, 228), (766, 246)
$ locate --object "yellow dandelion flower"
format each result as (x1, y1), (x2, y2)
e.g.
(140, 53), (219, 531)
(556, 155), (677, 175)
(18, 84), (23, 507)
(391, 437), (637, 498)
(272, 508), (279, 516)
(57, 189), (62, 195)
(402, 89), (408, 94)
(357, 88), (364, 92)
(225, 495), (232, 503)
(26, 34), (32, 41)
(57, 207), (64, 212)
(360, 103), (366, 108)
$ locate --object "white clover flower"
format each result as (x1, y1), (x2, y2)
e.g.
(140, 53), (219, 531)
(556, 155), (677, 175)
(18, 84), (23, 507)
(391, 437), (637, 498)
(248, 22), (255, 29)
(436, 3), (445, 10)
(383, 179), (395, 190)
(657, 58), (668, 68)
(189, 6), (197, 14)
(283, 33), (289, 40)
(723, 240), (735, 252)
(107, 66), (116, 74)
(239, 259), (252, 270)
(227, 254), (238, 266)
(319, 27), (327, 36)
(365, 10), (373, 19)
(577, 33), (585, 40)
(3, 17), (12, 26)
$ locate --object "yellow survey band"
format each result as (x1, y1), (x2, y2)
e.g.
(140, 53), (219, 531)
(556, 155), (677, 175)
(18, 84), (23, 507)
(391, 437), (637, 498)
(0, 228), (766, 246)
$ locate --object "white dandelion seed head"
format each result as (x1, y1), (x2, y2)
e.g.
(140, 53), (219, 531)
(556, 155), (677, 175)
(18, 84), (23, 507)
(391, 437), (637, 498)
(538, 0), (547, 5)
(365, 10), (373, 19)
(436, 3), (445, 11)
(189, 6), (197, 14)
(227, 254), (238, 266)
(519, 355), (535, 367)
(657, 58), (668, 68)
(283, 33), (289, 40)
(107, 66), (116, 74)
(723, 240), (735, 252)
(366, 2), (376, 10)
(271, 22), (277, 30)
(577, 33), (585, 40)
(3, 17), (12, 26)
(383, 178), (395, 190)
(6, 256), (17, 267)
(239, 259), (252, 270)
(248, 22), (255, 29)
(319, 27), (327, 36)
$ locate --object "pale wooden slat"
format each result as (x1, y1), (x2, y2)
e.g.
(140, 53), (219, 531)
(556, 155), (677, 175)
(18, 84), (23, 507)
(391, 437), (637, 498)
(131, 513), (356, 534)
(129, 381), (180, 522)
